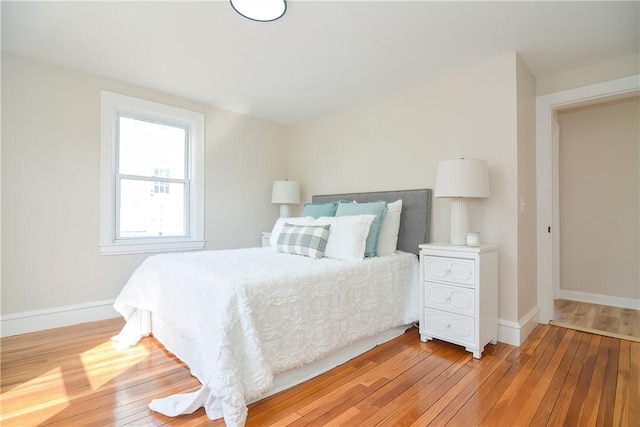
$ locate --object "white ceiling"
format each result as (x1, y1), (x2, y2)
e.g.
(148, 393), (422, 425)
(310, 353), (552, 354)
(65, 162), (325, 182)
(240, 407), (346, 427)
(2, 1), (638, 124)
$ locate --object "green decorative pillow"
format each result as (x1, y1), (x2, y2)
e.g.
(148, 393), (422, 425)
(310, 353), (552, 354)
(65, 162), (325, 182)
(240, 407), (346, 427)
(301, 202), (339, 218)
(276, 223), (331, 259)
(335, 201), (387, 257)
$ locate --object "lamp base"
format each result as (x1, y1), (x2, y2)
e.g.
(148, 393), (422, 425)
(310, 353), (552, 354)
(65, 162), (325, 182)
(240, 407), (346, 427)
(450, 199), (469, 245)
(279, 204), (291, 218)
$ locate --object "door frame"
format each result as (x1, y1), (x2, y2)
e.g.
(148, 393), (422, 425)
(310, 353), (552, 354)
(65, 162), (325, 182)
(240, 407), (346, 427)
(536, 75), (640, 324)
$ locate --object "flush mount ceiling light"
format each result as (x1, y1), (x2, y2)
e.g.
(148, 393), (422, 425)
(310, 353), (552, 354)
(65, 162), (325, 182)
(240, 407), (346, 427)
(230, 0), (287, 22)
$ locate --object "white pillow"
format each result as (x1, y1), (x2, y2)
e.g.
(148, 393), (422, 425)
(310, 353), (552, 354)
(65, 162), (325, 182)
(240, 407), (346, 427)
(377, 199), (403, 256)
(270, 216), (315, 249)
(314, 215), (375, 260)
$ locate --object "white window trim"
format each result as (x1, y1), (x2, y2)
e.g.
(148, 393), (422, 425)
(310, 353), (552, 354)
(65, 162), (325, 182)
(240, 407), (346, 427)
(100, 91), (205, 255)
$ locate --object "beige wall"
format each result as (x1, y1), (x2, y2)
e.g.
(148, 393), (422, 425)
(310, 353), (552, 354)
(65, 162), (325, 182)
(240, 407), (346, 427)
(537, 53), (639, 96)
(1, 53), (287, 315)
(288, 53), (524, 323)
(558, 96), (640, 300)
(516, 56), (538, 319)
(1, 46), (634, 332)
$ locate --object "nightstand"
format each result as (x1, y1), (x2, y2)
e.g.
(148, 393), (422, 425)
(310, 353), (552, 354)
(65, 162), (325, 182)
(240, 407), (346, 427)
(418, 243), (498, 358)
(261, 232), (271, 248)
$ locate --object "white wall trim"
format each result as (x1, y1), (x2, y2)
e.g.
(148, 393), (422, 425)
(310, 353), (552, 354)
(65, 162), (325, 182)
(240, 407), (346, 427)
(498, 306), (540, 346)
(557, 290), (640, 310)
(1, 299), (119, 338)
(536, 75), (640, 324)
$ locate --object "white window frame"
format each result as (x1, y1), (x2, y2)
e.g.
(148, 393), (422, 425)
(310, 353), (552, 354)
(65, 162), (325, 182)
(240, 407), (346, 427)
(100, 91), (205, 255)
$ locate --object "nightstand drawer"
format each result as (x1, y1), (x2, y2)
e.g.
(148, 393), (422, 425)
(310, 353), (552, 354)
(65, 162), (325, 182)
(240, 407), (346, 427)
(425, 282), (475, 316)
(423, 308), (476, 347)
(425, 256), (475, 286)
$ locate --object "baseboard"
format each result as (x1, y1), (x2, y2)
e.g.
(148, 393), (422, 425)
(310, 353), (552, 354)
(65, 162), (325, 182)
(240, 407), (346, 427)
(1, 299), (119, 338)
(3, 298), (548, 347)
(557, 289), (640, 310)
(498, 306), (541, 346)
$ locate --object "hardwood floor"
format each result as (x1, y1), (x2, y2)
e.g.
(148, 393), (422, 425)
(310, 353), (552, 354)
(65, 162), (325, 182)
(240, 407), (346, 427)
(552, 298), (640, 342)
(1, 318), (638, 426)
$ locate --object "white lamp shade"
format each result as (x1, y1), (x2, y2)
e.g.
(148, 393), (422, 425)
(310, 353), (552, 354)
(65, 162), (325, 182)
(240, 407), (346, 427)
(230, 0), (287, 22)
(434, 159), (490, 198)
(271, 180), (300, 204)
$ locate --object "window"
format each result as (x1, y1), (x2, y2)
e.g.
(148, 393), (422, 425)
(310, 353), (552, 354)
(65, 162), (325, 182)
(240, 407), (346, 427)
(100, 91), (205, 255)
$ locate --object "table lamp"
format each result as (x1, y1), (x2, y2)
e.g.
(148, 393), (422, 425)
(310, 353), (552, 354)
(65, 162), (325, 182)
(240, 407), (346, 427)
(435, 159), (490, 245)
(271, 180), (300, 218)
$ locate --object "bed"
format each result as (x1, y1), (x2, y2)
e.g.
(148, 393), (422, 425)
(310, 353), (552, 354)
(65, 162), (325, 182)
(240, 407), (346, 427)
(112, 188), (432, 427)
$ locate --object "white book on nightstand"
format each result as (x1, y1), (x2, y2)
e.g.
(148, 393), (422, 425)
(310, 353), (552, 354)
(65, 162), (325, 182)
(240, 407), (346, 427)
(261, 232), (272, 248)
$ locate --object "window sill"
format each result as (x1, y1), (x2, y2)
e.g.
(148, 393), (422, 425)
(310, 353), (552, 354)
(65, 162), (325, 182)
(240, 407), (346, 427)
(99, 239), (206, 256)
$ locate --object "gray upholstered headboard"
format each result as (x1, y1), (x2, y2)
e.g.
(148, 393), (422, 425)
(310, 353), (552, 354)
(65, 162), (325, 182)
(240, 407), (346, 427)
(312, 189), (432, 256)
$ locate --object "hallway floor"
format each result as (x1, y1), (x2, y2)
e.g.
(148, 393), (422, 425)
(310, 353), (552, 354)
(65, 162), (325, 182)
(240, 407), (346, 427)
(552, 299), (640, 342)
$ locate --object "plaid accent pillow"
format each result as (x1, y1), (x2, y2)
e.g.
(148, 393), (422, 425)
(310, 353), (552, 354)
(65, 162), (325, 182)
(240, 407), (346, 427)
(276, 223), (331, 259)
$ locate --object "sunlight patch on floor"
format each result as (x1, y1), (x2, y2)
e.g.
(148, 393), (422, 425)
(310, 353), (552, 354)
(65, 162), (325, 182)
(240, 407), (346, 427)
(0, 338), (150, 425)
(0, 366), (69, 421)
(81, 339), (150, 391)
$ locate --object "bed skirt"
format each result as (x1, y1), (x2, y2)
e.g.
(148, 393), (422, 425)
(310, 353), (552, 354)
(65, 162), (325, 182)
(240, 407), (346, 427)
(114, 309), (412, 418)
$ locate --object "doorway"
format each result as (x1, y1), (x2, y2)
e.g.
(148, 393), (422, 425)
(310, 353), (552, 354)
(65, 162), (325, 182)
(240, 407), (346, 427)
(550, 97), (640, 341)
(536, 75), (640, 326)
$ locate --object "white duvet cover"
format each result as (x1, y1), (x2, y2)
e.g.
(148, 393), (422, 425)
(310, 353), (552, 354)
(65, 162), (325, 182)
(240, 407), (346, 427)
(113, 247), (419, 427)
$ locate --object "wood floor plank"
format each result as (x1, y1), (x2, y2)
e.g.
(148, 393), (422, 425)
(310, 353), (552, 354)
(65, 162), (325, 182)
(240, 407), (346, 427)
(553, 299), (640, 341)
(493, 327), (568, 426)
(479, 325), (563, 426)
(294, 378), (388, 426)
(577, 333), (610, 426)
(563, 333), (602, 426)
(620, 308), (640, 337)
(596, 336), (621, 427)
(573, 301), (599, 328)
(246, 333), (429, 426)
(408, 342), (511, 426)
(544, 331), (592, 425)
(443, 357), (512, 426)
(346, 343), (464, 427)
(1, 320), (637, 426)
(504, 323), (549, 366)
(282, 339), (433, 425)
(453, 327), (556, 427)
(246, 328), (418, 421)
(370, 352), (472, 426)
(2, 347), (188, 418)
(613, 339), (631, 426)
(628, 342), (640, 426)
(332, 342), (457, 426)
(509, 328), (575, 425)
(527, 328), (583, 425)
(0, 318), (125, 353)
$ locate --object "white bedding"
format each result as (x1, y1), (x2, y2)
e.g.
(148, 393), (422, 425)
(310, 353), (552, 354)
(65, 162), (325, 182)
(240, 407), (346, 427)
(113, 247), (419, 427)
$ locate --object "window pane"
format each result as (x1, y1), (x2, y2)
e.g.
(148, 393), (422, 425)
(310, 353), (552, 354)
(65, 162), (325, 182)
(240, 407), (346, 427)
(119, 179), (186, 238)
(118, 116), (186, 179)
